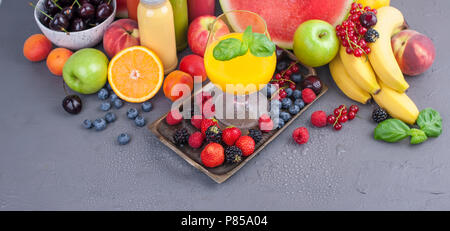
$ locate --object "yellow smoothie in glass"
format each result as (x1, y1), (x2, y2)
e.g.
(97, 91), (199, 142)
(204, 33), (276, 95)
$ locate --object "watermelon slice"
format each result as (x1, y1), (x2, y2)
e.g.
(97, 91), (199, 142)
(220, 0), (352, 49)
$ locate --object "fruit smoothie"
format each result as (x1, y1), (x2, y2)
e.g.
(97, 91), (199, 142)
(169, 0), (189, 51)
(127, 0), (139, 21)
(138, 0), (178, 73)
(187, 0), (215, 22)
(204, 33), (276, 95)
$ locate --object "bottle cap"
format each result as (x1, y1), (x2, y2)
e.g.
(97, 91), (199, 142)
(140, 0), (166, 5)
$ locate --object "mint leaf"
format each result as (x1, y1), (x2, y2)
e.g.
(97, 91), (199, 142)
(374, 119), (411, 143)
(240, 26), (253, 56)
(409, 128), (428, 144)
(249, 33), (276, 57)
(213, 38), (243, 61)
(416, 108), (442, 137)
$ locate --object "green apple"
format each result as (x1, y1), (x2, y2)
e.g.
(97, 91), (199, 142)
(63, 48), (109, 94)
(293, 20), (339, 67)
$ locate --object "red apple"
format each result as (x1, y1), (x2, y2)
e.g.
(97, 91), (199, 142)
(392, 29), (436, 76)
(116, 0), (128, 18)
(187, 16), (229, 57)
(179, 54), (207, 82)
(103, 19), (140, 58)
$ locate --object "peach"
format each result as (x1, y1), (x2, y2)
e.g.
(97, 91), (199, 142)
(103, 19), (140, 58)
(392, 29), (436, 76)
(46, 48), (73, 76)
(187, 16), (229, 57)
(23, 34), (52, 62)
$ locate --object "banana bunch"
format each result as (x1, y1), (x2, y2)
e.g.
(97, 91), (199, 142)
(329, 6), (419, 124)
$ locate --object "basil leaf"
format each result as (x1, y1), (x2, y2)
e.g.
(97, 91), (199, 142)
(416, 108), (442, 137)
(374, 119), (411, 143)
(213, 38), (243, 61)
(409, 128), (428, 144)
(240, 26), (253, 56)
(249, 33), (276, 57)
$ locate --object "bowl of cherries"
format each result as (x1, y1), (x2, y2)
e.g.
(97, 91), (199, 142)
(33, 0), (116, 50)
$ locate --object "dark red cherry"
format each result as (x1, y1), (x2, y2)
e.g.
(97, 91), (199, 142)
(62, 95), (82, 115)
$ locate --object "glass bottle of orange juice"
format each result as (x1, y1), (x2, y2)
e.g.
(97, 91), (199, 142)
(138, 0), (178, 73)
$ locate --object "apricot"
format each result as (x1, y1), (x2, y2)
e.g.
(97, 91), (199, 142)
(23, 34), (52, 62)
(46, 48), (73, 76)
(163, 70), (194, 102)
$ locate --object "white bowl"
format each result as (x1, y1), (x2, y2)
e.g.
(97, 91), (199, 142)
(34, 0), (116, 50)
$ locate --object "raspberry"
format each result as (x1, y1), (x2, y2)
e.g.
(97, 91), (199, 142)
(292, 127), (309, 145)
(166, 110), (183, 125)
(258, 114), (274, 132)
(311, 111), (327, 127)
(302, 88), (316, 104)
(188, 132), (204, 149)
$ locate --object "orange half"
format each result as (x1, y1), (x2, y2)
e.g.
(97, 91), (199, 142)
(108, 46), (164, 103)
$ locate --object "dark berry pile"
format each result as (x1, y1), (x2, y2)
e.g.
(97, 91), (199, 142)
(372, 107), (389, 123)
(327, 105), (359, 131)
(32, 0), (114, 33)
(173, 128), (190, 146)
(225, 146), (243, 164)
(205, 125), (222, 143)
(248, 129), (262, 144)
(335, 3), (378, 57)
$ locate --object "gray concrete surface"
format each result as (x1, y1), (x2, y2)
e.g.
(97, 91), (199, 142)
(0, 0), (449, 210)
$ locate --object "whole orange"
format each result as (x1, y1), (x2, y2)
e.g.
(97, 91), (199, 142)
(46, 48), (73, 76)
(163, 70), (194, 102)
(23, 34), (52, 62)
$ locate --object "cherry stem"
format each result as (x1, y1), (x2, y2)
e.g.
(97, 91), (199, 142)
(73, 0), (81, 7)
(62, 81), (69, 96)
(29, 2), (54, 20)
(51, 0), (63, 10)
(345, 29), (368, 57)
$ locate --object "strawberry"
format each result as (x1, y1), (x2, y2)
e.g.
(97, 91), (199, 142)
(258, 114), (274, 132)
(166, 110), (183, 125)
(191, 114), (203, 130)
(235, 136), (255, 156)
(201, 118), (218, 135)
(222, 127), (241, 146)
(201, 143), (225, 168)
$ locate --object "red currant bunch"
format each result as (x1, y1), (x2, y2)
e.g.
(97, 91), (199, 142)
(335, 2), (378, 57)
(327, 104), (359, 131)
(270, 60), (301, 99)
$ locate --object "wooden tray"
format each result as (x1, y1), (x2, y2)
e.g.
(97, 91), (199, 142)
(149, 52), (328, 183)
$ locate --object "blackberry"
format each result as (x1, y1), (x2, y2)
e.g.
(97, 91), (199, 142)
(372, 107), (389, 123)
(173, 128), (189, 146)
(225, 146), (243, 164)
(248, 129), (263, 144)
(365, 28), (379, 43)
(205, 125), (222, 143)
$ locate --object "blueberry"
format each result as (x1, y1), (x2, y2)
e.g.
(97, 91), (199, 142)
(269, 106), (280, 118)
(280, 111), (291, 122)
(291, 73), (302, 83)
(274, 117), (285, 129)
(93, 118), (107, 131)
(83, 119), (93, 129)
(105, 112), (116, 123)
(105, 82), (112, 91)
(270, 99), (282, 110)
(127, 108), (138, 120)
(264, 84), (277, 98)
(100, 101), (111, 111)
(288, 104), (301, 115)
(97, 88), (109, 100)
(134, 115), (146, 127)
(276, 60), (288, 72)
(293, 89), (302, 99)
(110, 93), (118, 102)
(118, 133), (131, 145)
(281, 98), (293, 109)
(113, 99), (124, 109)
(284, 88), (293, 97)
(141, 101), (153, 112)
(294, 99), (305, 109)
